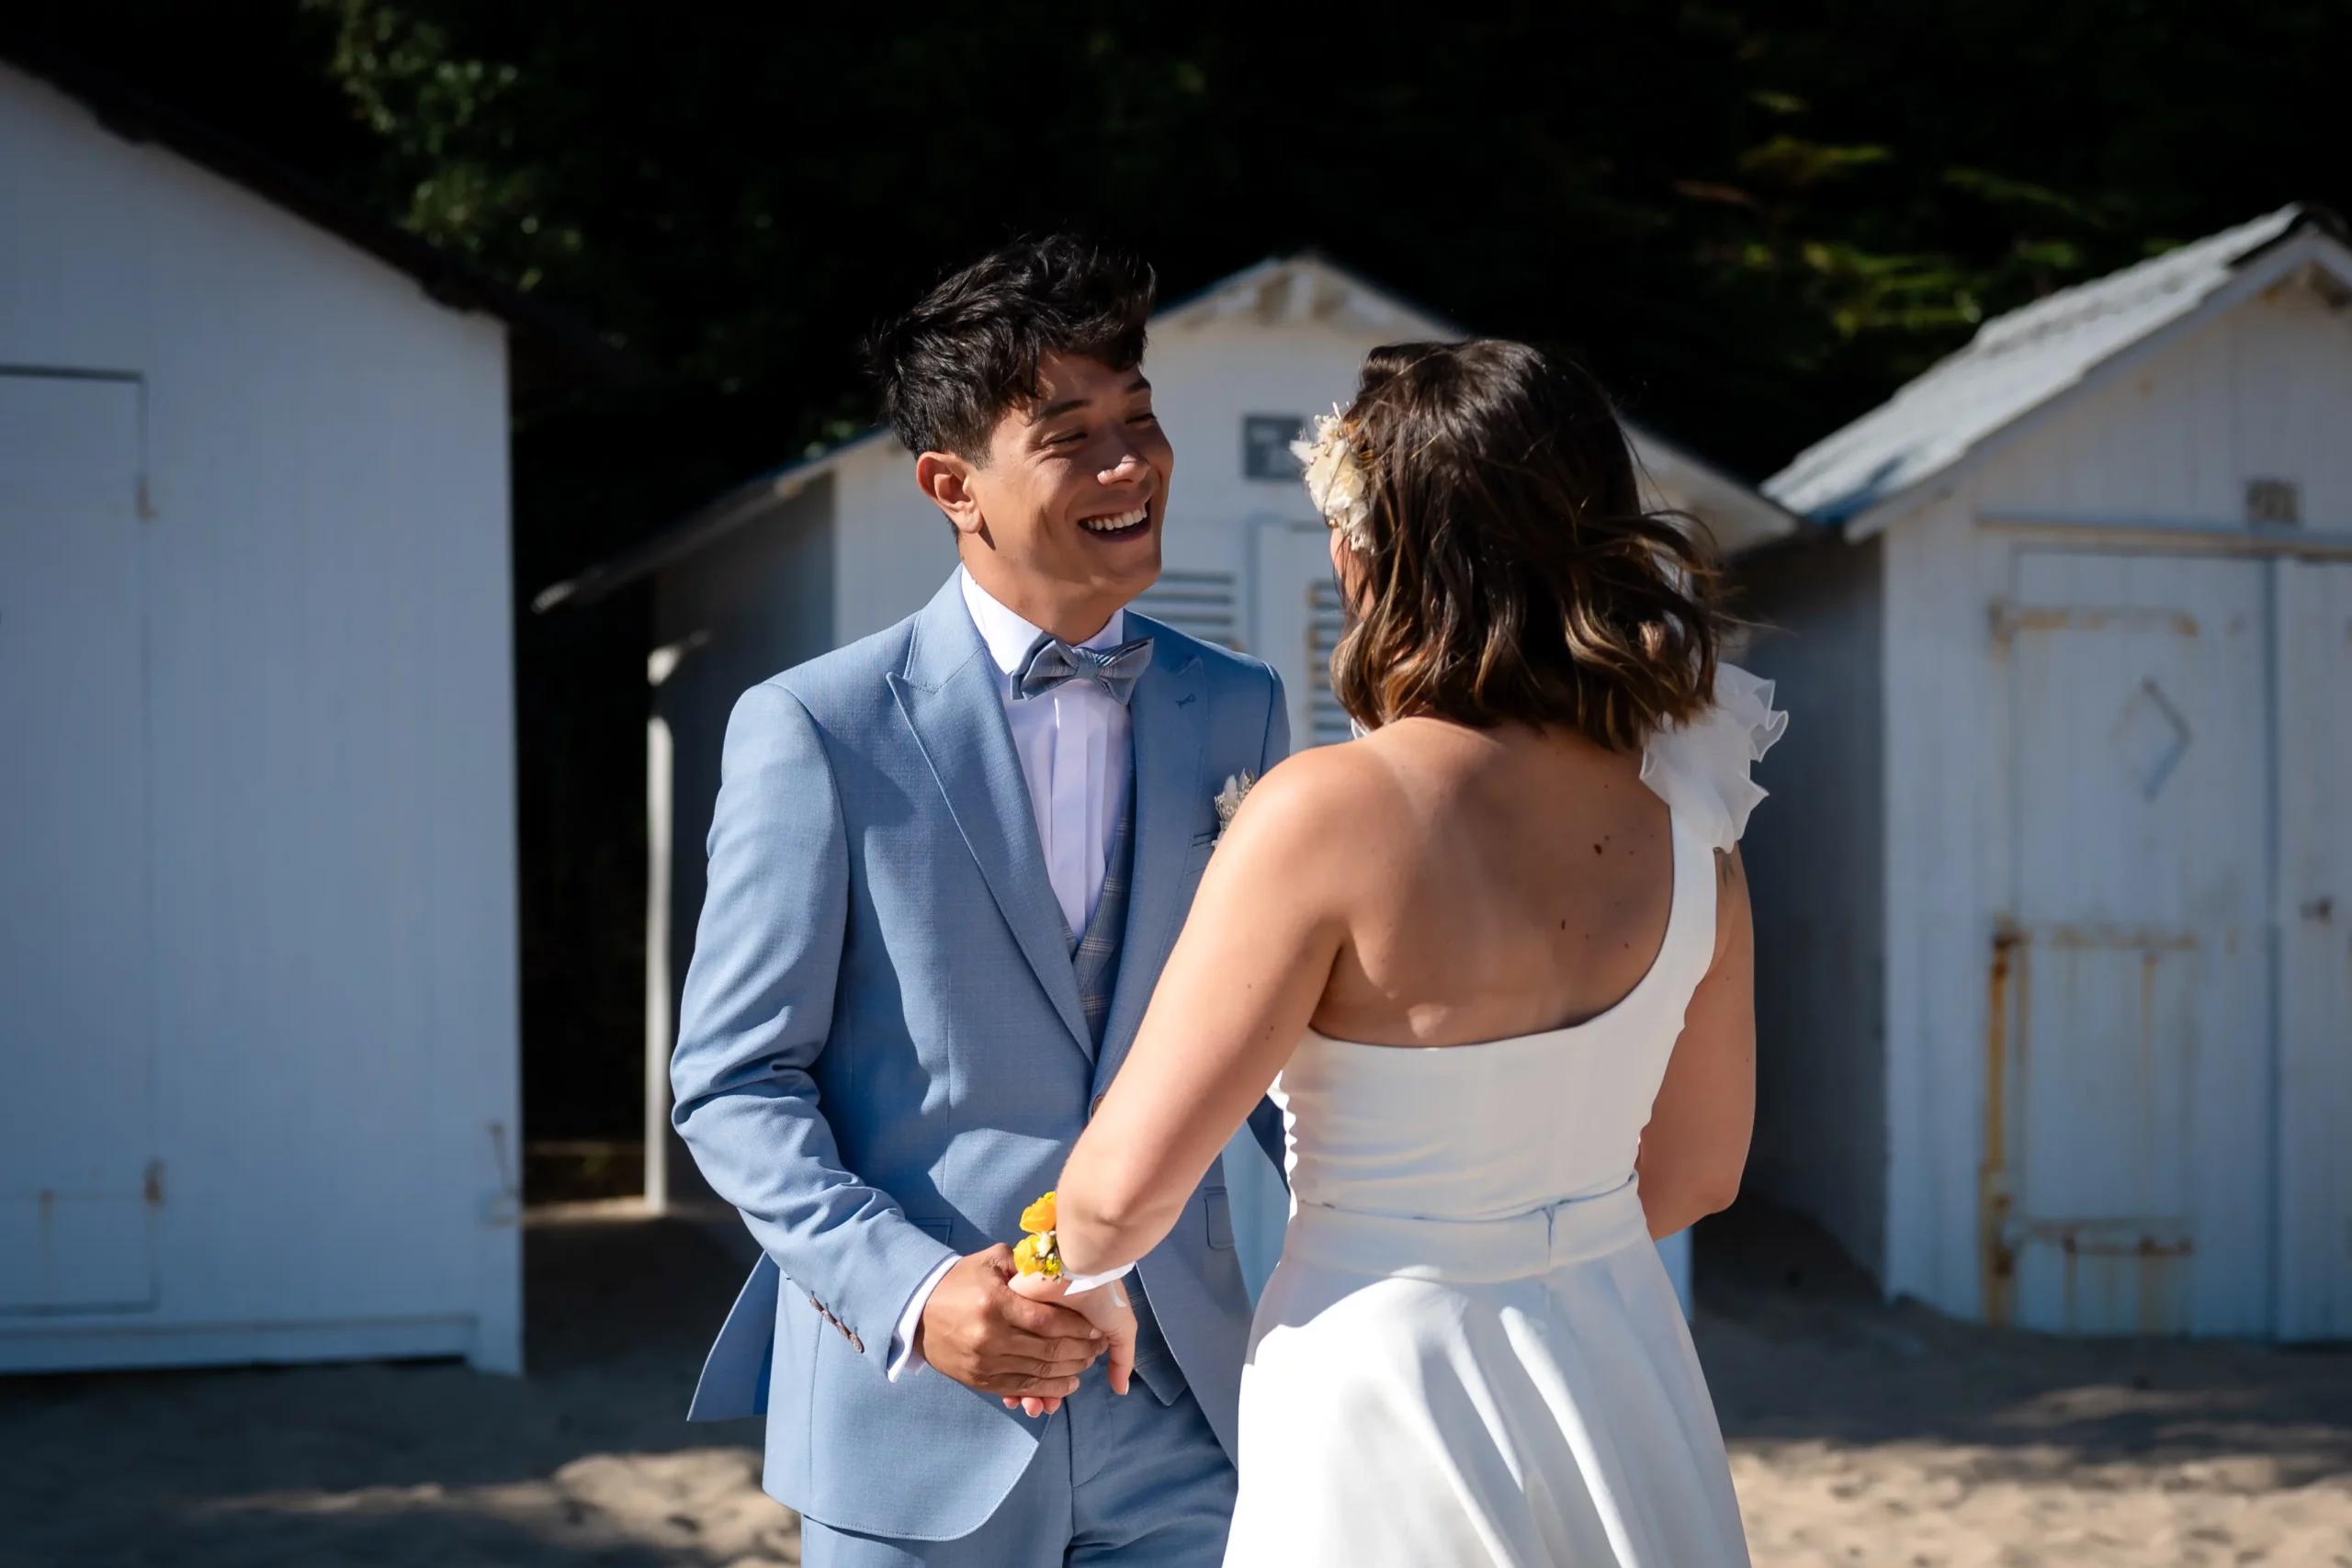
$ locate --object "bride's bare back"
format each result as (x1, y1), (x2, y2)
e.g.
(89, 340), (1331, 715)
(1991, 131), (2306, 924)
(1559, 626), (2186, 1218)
(1305, 715), (1674, 1048)
(1050, 337), (1754, 1273)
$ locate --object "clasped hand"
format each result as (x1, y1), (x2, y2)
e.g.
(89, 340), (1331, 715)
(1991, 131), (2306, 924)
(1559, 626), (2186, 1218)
(1005, 1263), (1137, 1416)
(915, 1246), (1135, 1416)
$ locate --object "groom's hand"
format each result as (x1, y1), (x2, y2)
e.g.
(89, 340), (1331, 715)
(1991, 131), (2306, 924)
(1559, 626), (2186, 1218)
(916, 1246), (1103, 1404)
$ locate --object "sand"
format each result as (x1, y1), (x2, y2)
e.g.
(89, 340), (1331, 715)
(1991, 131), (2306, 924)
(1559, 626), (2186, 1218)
(3, 1200), (2346, 1567)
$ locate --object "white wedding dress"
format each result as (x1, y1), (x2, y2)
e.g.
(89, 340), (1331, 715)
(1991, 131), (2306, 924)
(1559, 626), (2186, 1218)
(1224, 670), (1783, 1568)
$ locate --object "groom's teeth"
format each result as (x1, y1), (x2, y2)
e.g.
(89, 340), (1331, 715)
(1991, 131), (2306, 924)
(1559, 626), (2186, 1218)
(1081, 507), (1148, 534)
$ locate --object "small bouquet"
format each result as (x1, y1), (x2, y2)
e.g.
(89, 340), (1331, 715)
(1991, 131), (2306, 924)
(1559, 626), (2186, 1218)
(1006, 1188), (1138, 1404)
(1012, 1191), (1062, 1279)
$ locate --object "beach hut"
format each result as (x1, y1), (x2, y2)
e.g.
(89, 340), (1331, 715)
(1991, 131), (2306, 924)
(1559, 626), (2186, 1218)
(0, 53), (591, 1373)
(1742, 205), (2352, 1339)
(537, 254), (1795, 1300)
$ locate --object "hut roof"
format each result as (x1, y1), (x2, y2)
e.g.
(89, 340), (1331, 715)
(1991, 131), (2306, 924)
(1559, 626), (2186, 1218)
(1765, 205), (2350, 533)
(2, 41), (632, 395)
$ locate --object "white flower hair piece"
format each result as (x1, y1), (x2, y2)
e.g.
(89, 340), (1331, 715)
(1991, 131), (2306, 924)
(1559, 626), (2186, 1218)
(1290, 406), (1375, 551)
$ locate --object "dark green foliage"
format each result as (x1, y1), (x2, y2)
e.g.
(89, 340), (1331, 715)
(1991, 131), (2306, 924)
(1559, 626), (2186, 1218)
(17, 1), (2343, 1138)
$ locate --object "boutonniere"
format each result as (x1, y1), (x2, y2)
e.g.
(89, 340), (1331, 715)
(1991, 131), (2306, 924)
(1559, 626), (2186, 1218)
(1213, 771), (1257, 845)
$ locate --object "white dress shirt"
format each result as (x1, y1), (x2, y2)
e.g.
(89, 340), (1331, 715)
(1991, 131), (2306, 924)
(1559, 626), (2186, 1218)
(888, 569), (1136, 1378)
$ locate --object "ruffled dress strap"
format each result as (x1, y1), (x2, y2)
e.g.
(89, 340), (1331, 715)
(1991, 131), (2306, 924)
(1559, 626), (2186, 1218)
(1637, 664), (1788, 852)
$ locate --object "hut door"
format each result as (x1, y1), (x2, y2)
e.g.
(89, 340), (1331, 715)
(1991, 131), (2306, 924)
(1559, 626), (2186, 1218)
(2276, 559), (2352, 1340)
(0, 371), (157, 1314)
(1248, 520), (1354, 750)
(2003, 550), (2271, 1335)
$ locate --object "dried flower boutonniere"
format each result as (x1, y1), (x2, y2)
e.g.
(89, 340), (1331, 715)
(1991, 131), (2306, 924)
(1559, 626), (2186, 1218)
(1213, 771), (1257, 845)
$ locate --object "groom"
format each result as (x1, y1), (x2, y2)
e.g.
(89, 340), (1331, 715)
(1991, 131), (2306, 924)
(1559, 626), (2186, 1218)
(673, 235), (1289, 1565)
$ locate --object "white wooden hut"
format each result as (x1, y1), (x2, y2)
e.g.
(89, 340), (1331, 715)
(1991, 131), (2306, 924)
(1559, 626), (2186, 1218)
(537, 254), (1794, 1303)
(0, 55), (560, 1372)
(1743, 205), (2352, 1339)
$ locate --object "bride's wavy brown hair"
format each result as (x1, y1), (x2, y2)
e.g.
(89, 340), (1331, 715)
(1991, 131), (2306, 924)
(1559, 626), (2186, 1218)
(1328, 340), (1724, 750)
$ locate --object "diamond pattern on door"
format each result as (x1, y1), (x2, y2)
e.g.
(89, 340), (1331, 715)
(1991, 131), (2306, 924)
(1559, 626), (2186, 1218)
(2109, 677), (2192, 801)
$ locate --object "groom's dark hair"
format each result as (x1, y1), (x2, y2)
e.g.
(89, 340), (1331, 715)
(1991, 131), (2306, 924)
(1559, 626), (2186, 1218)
(865, 234), (1157, 462)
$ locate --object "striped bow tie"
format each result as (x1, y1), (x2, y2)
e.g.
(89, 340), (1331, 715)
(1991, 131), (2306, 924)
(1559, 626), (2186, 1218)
(1012, 633), (1156, 705)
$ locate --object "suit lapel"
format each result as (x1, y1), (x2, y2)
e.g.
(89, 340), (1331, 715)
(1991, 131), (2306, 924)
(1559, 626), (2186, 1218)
(888, 579), (1093, 1060)
(1095, 628), (1206, 1086)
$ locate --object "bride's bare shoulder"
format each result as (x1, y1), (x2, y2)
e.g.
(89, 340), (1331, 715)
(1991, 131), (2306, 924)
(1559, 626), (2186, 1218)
(1220, 734), (1419, 860)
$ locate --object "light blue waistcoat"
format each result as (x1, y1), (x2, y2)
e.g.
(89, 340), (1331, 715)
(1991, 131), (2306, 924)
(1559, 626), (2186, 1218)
(672, 575), (1289, 1542)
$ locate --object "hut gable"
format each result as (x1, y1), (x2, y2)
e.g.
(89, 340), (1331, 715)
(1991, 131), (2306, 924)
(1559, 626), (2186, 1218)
(1769, 205), (2349, 531)
(1974, 253), (2352, 530)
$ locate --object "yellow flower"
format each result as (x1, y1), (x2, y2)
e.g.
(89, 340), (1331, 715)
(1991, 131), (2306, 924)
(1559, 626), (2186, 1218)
(1020, 1191), (1057, 1235)
(1012, 1232), (1062, 1277)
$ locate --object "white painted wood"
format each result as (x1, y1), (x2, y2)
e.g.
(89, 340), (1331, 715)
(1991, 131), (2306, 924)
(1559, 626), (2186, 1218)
(0, 1313), (480, 1373)
(1132, 569), (1240, 649)
(1835, 226), (2352, 541)
(0, 372), (155, 1315)
(1148, 317), (1414, 597)
(1246, 521), (1334, 744)
(1981, 278), (2352, 535)
(1871, 495), (1999, 1318)
(2002, 552), (2271, 1336)
(0, 65), (518, 1372)
(2276, 559), (2352, 1339)
(644, 710), (676, 1213)
(831, 440), (958, 645)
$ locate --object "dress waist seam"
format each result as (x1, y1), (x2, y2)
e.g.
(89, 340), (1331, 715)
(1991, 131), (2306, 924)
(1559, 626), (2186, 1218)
(1283, 1178), (1649, 1283)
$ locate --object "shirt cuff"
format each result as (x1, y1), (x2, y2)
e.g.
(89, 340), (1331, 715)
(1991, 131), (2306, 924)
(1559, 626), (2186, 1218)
(887, 1256), (959, 1382)
(1058, 1260), (1135, 1295)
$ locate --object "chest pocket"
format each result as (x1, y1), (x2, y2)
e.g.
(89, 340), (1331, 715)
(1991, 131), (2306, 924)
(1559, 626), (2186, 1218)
(1181, 833), (1217, 889)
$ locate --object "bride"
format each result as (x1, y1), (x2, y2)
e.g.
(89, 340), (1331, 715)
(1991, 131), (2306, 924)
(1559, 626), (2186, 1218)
(1020, 338), (1779, 1566)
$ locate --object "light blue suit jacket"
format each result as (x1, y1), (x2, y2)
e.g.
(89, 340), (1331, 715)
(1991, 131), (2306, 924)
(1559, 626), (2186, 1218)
(673, 574), (1289, 1542)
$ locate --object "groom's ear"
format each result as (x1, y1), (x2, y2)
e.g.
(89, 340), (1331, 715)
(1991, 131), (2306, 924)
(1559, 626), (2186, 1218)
(915, 450), (988, 540)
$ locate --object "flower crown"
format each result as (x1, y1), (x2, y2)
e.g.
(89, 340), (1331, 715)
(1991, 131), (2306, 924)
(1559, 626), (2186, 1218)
(1290, 407), (1375, 551)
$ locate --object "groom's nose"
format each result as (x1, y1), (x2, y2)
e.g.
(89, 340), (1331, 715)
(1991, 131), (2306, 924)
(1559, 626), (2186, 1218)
(1096, 437), (1154, 487)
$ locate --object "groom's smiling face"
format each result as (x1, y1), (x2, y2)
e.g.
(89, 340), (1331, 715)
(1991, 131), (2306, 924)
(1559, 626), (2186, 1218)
(919, 351), (1171, 643)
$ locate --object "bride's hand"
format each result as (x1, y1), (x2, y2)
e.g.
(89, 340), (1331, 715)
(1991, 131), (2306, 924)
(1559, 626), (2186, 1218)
(1004, 1270), (1137, 1414)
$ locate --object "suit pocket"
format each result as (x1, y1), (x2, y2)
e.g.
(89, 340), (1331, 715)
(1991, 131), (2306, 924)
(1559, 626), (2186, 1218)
(908, 1217), (953, 1245)
(1204, 1188), (1235, 1250)
(1180, 836), (1218, 896)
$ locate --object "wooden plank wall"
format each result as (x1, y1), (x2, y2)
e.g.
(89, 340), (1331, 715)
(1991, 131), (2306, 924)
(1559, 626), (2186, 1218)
(0, 66), (519, 1371)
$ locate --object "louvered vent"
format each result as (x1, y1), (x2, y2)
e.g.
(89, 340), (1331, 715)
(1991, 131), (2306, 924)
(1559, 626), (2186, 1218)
(1306, 579), (1352, 746)
(1135, 570), (1239, 649)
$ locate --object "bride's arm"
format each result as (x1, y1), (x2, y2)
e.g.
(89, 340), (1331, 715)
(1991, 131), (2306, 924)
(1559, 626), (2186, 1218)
(1049, 751), (1365, 1279)
(1634, 847), (1757, 1237)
